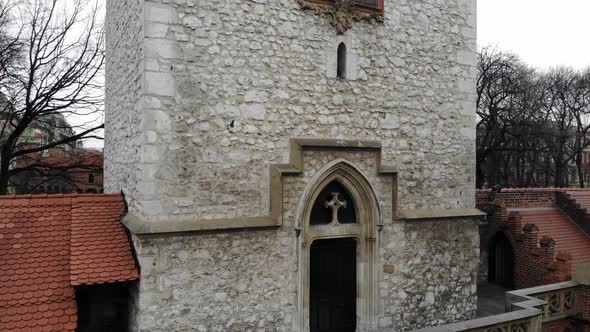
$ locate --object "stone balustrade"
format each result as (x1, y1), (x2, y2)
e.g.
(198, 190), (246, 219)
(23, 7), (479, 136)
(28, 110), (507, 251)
(415, 280), (580, 332)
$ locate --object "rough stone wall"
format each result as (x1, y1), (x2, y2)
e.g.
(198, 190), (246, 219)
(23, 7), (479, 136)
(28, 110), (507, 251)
(132, 151), (479, 331)
(105, 0), (478, 222)
(104, 0), (144, 216)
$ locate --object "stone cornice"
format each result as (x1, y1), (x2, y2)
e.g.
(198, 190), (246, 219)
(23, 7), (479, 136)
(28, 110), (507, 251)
(121, 138), (483, 235)
(398, 208), (486, 222)
(122, 138), (397, 234)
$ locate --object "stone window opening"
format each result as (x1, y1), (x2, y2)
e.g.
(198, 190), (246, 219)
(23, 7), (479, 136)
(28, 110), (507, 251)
(310, 180), (357, 225)
(337, 42), (347, 79)
(89, 173), (95, 184)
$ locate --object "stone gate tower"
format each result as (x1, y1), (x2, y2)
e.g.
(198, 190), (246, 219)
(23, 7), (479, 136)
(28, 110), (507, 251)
(105, 0), (481, 331)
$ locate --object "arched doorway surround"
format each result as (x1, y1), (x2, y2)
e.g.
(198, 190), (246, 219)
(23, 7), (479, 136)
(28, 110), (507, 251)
(294, 159), (381, 332)
(488, 231), (515, 289)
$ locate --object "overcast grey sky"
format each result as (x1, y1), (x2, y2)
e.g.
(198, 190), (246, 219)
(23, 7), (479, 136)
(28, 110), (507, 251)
(478, 0), (590, 70)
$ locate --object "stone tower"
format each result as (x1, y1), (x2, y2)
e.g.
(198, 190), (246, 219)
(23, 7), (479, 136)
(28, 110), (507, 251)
(105, 0), (481, 331)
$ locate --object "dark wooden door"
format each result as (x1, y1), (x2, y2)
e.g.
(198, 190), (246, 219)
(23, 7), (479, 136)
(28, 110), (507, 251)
(488, 232), (514, 288)
(310, 238), (356, 332)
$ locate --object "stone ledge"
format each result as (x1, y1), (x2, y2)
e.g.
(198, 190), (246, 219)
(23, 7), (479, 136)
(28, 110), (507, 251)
(122, 213), (278, 234)
(398, 208), (485, 221)
(413, 309), (541, 332)
(122, 138), (398, 235)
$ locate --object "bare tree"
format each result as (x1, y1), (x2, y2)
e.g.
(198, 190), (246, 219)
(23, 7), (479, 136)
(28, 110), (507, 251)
(476, 48), (590, 188)
(0, 0), (104, 194)
(544, 68), (590, 187)
(476, 48), (532, 186)
(0, 2), (21, 81)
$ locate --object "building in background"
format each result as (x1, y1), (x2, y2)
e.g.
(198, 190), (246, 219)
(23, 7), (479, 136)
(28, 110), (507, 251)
(0, 193), (138, 332)
(10, 149), (104, 194)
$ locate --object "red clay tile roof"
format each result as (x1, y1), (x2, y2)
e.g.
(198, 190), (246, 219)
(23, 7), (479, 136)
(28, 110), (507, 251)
(70, 195), (138, 285)
(0, 193), (138, 332)
(563, 189), (590, 214)
(516, 208), (590, 268)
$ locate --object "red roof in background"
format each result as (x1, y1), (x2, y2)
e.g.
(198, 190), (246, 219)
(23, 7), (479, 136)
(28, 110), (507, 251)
(0, 194), (138, 332)
(17, 152), (103, 172)
(516, 208), (590, 269)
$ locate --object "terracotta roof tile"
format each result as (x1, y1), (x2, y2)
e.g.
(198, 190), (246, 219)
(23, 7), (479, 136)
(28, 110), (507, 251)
(516, 208), (590, 270)
(0, 193), (138, 332)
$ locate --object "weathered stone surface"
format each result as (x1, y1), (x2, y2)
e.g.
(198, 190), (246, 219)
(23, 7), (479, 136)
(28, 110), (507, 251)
(104, 0), (479, 330)
(105, 0), (478, 223)
(131, 150), (479, 332)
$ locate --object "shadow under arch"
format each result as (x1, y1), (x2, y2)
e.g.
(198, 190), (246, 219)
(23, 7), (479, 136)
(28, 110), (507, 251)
(488, 231), (515, 289)
(294, 159), (381, 332)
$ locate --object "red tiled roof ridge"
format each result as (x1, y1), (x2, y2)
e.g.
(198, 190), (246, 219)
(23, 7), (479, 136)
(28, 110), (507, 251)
(516, 208), (590, 269)
(0, 193), (122, 200)
(478, 188), (590, 193)
(477, 188), (590, 192)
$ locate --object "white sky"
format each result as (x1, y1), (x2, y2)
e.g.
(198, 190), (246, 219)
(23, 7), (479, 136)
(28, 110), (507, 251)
(478, 0), (590, 70)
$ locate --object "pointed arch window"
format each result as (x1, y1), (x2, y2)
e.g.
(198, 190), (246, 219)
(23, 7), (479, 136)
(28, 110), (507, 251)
(310, 180), (357, 225)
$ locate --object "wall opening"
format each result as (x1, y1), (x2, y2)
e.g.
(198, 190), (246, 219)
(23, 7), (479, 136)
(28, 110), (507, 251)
(310, 238), (356, 332)
(75, 282), (133, 332)
(337, 42), (347, 79)
(488, 232), (514, 289)
(310, 180), (357, 225)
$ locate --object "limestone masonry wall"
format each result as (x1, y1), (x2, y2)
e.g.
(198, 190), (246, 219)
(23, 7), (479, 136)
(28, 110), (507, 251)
(104, 0), (144, 216)
(132, 150), (479, 331)
(105, 0), (478, 222)
(104, 0), (480, 330)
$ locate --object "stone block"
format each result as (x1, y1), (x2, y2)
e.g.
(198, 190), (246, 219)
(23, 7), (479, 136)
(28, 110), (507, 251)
(144, 3), (176, 24)
(145, 39), (180, 59)
(144, 72), (176, 97)
(145, 22), (169, 38)
(240, 103), (267, 120)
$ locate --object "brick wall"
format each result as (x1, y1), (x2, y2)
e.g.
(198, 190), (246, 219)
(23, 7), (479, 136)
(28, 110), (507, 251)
(483, 201), (573, 289)
(542, 319), (575, 332)
(577, 285), (590, 332)
(476, 189), (558, 209)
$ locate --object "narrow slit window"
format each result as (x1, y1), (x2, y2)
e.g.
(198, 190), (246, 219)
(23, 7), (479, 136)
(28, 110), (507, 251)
(337, 42), (347, 79)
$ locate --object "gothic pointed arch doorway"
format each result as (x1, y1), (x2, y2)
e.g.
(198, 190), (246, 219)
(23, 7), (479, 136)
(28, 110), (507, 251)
(295, 160), (381, 332)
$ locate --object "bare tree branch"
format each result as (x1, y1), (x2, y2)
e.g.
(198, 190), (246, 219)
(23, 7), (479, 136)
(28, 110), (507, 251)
(0, 0), (104, 195)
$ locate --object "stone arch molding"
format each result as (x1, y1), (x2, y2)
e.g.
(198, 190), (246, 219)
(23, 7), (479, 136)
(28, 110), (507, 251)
(295, 158), (381, 234)
(294, 159), (381, 332)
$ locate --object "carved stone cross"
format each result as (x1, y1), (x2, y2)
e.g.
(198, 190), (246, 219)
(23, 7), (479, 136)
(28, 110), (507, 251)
(296, 0), (384, 34)
(324, 192), (347, 224)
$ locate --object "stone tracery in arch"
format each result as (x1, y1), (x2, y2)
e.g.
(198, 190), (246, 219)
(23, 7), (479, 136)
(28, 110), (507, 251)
(294, 159), (381, 331)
